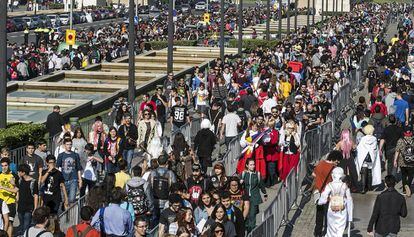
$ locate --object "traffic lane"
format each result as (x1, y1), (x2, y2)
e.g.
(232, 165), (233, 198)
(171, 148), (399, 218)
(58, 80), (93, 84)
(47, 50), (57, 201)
(7, 18), (124, 44)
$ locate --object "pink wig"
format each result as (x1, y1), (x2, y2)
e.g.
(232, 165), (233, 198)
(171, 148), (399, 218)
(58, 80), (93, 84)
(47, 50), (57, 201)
(340, 129), (353, 159)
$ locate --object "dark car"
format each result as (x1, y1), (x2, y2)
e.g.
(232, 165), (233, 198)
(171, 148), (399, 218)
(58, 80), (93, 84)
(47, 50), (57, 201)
(72, 12), (82, 24)
(138, 5), (149, 14)
(37, 15), (52, 27)
(92, 10), (102, 21)
(12, 17), (28, 31)
(6, 19), (16, 32)
(177, 4), (191, 14)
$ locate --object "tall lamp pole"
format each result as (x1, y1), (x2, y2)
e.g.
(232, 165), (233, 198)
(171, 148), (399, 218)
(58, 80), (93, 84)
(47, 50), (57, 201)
(128, 0), (135, 104)
(70, 0), (73, 30)
(312, 0), (315, 24)
(287, 0), (290, 34)
(266, 0), (270, 40)
(294, 0), (298, 32)
(220, 0), (224, 61)
(306, 0), (310, 29)
(0, 3), (6, 128)
(321, 0), (324, 21)
(238, 0), (243, 55)
(278, 0), (282, 39)
(167, 0), (174, 73)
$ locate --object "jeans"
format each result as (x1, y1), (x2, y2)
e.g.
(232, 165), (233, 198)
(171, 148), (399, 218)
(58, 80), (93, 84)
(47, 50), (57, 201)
(386, 149), (398, 176)
(266, 161), (277, 187)
(375, 233), (398, 237)
(314, 203), (328, 236)
(18, 211), (32, 235)
(123, 149), (134, 170)
(401, 167), (414, 193)
(80, 178), (96, 197)
(65, 179), (78, 204)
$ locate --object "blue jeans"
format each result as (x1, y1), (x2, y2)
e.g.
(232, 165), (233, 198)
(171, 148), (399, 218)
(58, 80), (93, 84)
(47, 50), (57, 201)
(123, 149), (134, 170)
(65, 179), (78, 204)
(18, 211), (32, 235)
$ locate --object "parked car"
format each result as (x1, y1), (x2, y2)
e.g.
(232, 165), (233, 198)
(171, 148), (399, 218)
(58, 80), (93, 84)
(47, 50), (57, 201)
(47, 14), (61, 27)
(138, 5), (149, 14)
(92, 10), (102, 21)
(6, 19), (16, 32)
(71, 12), (82, 24)
(22, 17), (39, 29)
(37, 15), (52, 27)
(12, 18), (28, 31)
(178, 4), (191, 13)
(149, 8), (161, 18)
(59, 14), (70, 25)
(195, 1), (206, 11)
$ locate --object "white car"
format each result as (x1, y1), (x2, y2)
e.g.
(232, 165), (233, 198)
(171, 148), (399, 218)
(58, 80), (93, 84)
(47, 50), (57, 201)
(47, 14), (61, 27)
(195, 2), (206, 11)
(59, 14), (70, 25)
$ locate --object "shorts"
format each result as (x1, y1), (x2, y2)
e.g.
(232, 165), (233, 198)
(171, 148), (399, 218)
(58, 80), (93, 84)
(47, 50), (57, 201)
(7, 203), (16, 222)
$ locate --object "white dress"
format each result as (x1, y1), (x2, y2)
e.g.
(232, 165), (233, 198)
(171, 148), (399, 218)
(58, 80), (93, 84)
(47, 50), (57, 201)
(318, 181), (353, 237)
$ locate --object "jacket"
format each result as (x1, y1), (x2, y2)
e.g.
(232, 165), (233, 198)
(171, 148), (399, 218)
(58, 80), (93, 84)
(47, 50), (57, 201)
(367, 187), (407, 235)
(194, 128), (217, 158)
(263, 129), (280, 162)
(118, 124), (138, 150)
(137, 119), (156, 147)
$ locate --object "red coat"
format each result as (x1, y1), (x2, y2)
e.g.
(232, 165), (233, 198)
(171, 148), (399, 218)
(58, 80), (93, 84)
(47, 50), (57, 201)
(237, 145), (266, 179)
(370, 102), (388, 116)
(264, 129), (281, 162)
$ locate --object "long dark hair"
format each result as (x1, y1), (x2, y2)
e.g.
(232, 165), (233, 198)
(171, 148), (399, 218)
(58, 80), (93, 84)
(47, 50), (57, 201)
(210, 203), (228, 222)
(208, 222), (226, 237)
(103, 173), (116, 203)
(172, 132), (189, 159)
(197, 192), (213, 210)
(86, 185), (107, 212)
(72, 127), (86, 140)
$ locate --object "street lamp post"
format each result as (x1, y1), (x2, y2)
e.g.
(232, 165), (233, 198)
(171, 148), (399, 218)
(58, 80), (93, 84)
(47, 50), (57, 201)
(341, 0), (343, 13)
(312, 0), (315, 24)
(294, 0), (298, 32)
(321, 0), (324, 21)
(167, 0), (174, 73)
(238, 0), (243, 55)
(128, 0), (135, 104)
(287, 0), (290, 34)
(70, 0), (74, 30)
(266, 0), (270, 40)
(220, 0), (224, 61)
(306, 0), (310, 29)
(278, 0), (282, 39)
(0, 3), (6, 128)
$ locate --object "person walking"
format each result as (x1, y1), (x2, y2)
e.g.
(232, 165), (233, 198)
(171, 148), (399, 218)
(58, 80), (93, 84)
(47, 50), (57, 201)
(355, 125), (382, 193)
(379, 115), (403, 177)
(118, 114), (138, 170)
(393, 126), (414, 197)
(312, 151), (341, 237)
(194, 119), (217, 174)
(318, 167), (353, 237)
(65, 206), (100, 237)
(367, 175), (407, 237)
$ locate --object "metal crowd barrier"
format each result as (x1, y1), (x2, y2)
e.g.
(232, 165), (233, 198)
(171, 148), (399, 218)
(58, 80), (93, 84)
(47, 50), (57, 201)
(221, 133), (243, 176)
(58, 195), (87, 233)
(169, 118), (201, 145)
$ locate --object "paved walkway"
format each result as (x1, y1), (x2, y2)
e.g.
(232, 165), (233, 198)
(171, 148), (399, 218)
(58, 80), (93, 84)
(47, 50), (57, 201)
(280, 16), (414, 237)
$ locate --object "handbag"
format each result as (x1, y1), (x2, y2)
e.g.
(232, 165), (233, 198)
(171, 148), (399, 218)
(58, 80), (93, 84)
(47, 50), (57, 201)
(313, 166), (335, 204)
(364, 152), (372, 163)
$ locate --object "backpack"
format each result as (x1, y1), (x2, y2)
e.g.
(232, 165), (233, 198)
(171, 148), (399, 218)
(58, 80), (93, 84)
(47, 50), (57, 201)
(372, 118), (384, 140)
(151, 171), (171, 200)
(402, 138), (414, 166)
(329, 183), (345, 212)
(70, 225), (93, 237)
(25, 227), (49, 237)
(126, 183), (149, 215)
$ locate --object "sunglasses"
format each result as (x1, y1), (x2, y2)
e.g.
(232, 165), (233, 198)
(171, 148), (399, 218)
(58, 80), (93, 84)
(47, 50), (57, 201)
(144, 113), (150, 115)
(215, 229), (224, 233)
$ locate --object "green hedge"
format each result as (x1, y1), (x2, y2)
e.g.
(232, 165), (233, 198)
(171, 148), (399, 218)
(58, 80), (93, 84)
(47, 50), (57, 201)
(321, 11), (345, 16)
(147, 40), (198, 50)
(48, 3), (64, 9)
(228, 39), (279, 50)
(0, 123), (46, 149)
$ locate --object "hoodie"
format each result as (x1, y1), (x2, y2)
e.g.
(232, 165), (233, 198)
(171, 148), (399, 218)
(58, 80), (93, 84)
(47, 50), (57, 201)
(125, 177), (155, 213)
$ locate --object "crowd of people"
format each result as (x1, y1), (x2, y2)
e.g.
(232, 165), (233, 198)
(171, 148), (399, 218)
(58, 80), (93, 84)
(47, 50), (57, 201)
(311, 3), (414, 237)
(0, 2), (413, 237)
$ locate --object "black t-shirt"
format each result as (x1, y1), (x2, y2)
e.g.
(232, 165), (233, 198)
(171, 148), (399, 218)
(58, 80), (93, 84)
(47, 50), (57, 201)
(152, 94), (167, 119)
(159, 208), (177, 231)
(170, 105), (189, 127)
(17, 178), (39, 212)
(382, 124), (404, 152)
(304, 110), (320, 129)
(22, 154), (44, 181)
(72, 56), (81, 70)
(42, 169), (65, 203)
(229, 189), (249, 212)
(319, 101), (332, 118)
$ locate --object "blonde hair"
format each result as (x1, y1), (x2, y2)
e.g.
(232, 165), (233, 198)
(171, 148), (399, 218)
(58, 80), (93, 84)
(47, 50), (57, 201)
(363, 124), (375, 136)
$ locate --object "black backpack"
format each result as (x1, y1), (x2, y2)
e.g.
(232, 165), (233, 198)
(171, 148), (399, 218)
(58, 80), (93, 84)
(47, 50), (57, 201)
(126, 183), (149, 215)
(151, 171), (171, 200)
(402, 138), (414, 166)
(372, 118), (384, 140)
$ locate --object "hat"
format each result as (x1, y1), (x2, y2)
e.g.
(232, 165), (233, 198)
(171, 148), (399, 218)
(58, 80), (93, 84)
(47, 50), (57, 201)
(192, 163), (201, 171)
(404, 126), (413, 137)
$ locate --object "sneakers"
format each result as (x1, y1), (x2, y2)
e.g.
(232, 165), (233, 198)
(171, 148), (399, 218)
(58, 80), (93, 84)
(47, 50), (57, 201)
(405, 185), (411, 198)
